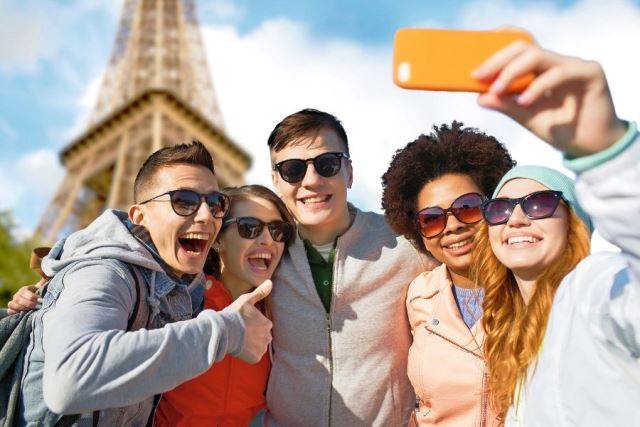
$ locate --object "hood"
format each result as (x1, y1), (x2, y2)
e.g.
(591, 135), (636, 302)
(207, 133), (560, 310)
(42, 209), (163, 277)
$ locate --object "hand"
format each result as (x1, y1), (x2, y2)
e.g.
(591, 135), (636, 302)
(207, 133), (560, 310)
(473, 41), (627, 157)
(7, 277), (46, 315)
(228, 280), (273, 363)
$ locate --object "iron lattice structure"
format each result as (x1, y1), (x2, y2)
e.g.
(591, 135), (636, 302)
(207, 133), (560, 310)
(36, 0), (251, 244)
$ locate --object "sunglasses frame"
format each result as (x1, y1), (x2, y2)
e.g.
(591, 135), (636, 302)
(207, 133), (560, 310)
(415, 192), (485, 238)
(272, 152), (349, 184)
(222, 216), (293, 243)
(481, 190), (564, 226)
(140, 189), (230, 218)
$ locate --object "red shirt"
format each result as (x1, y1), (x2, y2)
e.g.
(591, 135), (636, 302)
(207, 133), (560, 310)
(154, 276), (271, 427)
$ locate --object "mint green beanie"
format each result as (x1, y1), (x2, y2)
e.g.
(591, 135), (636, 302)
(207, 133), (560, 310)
(493, 165), (593, 233)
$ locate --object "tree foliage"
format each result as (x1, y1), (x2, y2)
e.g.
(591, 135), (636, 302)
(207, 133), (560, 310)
(0, 211), (39, 307)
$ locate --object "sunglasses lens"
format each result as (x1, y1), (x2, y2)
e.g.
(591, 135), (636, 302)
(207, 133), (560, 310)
(170, 190), (200, 215)
(206, 192), (230, 218)
(482, 199), (514, 225)
(268, 221), (293, 243)
(278, 159), (307, 183)
(313, 153), (342, 178)
(523, 191), (560, 219)
(416, 208), (446, 238)
(236, 217), (263, 239)
(451, 193), (483, 224)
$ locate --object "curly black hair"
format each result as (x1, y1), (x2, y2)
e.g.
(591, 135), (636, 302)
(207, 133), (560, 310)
(381, 121), (515, 253)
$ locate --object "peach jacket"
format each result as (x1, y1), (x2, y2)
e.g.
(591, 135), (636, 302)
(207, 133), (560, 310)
(406, 264), (500, 427)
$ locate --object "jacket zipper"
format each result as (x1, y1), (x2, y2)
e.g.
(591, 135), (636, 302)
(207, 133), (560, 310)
(425, 325), (487, 426)
(326, 313), (333, 427)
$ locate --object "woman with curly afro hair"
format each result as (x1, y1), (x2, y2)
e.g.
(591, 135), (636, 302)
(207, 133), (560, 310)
(381, 121), (514, 426)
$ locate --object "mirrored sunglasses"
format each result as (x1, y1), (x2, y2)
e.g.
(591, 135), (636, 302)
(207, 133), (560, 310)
(482, 190), (564, 226)
(415, 192), (485, 238)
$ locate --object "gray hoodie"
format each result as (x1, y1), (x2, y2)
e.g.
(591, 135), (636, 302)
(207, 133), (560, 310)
(19, 209), (244, 426)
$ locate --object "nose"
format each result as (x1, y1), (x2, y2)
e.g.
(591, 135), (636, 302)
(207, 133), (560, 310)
(193, 196), (215, 224)
(442, 211), (466, 234)
(300, 161), (322, 187)
(506, 204), (531, 227)
(255, 226), (274, 245)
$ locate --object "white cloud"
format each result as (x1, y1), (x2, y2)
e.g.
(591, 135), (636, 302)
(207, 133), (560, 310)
(200, 0), (639, 254)
(0, 0), (52, 73)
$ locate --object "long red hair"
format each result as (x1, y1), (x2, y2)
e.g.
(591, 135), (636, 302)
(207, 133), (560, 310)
(471, 208), (590, 421)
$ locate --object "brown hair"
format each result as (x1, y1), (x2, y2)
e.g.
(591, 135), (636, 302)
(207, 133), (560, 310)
(471, 208), (590, 420)
(382, 121), (515, 253)
(267, 108), (349, 155)
(134, 141), (215, 202)
(204, 184), (296, 278)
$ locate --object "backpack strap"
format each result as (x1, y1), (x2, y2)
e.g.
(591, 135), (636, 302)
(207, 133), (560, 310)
(124, 264), (142, 331)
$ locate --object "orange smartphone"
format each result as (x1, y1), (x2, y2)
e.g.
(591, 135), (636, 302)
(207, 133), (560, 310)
(393, 28), (535, 93)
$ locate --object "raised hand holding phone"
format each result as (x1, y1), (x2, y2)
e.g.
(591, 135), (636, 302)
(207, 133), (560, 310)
(472, 42), (628, 156)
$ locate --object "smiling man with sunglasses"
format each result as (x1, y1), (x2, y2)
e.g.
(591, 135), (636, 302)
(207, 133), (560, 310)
(16, 142), (273, 426)
(263, 109), (437, 426)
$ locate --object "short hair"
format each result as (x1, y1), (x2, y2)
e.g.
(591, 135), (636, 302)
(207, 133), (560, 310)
(267, 108), (349, 155)
(133, 141), (215, 202)
(204, 184), (297, 278)
(381, 121), (515, 253)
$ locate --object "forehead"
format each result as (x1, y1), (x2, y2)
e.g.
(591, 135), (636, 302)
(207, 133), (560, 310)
(417, 173), (482, 209)
(497, 178), (549, 198)
(229, 196), (282, 221)
(151, 164), (219, 194)
(271, 127), (346, 162)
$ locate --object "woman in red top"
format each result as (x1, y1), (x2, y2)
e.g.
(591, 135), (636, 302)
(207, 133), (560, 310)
(155, 185), (295, 427)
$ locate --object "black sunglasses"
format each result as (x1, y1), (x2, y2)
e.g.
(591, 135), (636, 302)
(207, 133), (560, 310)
(415, 192), (485, 238)
(482, 190), (564, 226)
(222, 217), (293, 243)
(272, 152), (349, 184)
(140, 190), (230, 218)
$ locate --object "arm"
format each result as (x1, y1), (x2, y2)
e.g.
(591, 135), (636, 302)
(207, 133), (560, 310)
(474, 42), (640, 354)
(42, 262), (245, 414)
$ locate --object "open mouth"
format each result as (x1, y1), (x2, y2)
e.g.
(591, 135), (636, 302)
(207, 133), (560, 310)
(247, 252), (273, 271)
(178, 232), (210, 256)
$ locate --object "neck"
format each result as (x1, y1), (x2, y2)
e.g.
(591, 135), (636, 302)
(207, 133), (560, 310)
(513, 274), (537, 305)
(220, 270), (254, 301)
(448, 267), (475, 289)
(299, 209), (352, 246)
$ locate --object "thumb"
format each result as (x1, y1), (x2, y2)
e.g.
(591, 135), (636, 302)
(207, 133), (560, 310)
(245, 280), (273, 306)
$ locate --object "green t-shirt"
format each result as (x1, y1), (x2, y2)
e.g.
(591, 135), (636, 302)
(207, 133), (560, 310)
(303, 239), (336, 313)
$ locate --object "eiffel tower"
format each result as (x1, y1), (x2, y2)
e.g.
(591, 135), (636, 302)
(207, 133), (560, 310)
(36, 0), (251, 244)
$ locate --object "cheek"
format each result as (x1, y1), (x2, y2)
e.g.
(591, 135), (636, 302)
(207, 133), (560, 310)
(488, 226), (503, 252)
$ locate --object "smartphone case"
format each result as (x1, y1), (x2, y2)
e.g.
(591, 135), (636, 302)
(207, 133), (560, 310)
(393, 28), (534, 93)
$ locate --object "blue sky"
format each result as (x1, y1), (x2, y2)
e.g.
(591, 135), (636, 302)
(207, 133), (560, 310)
(1, 0), (639, 253)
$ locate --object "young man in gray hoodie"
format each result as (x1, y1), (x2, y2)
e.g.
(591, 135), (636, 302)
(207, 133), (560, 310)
(18, 142), (272, 426)
(265, 109), (436, 426)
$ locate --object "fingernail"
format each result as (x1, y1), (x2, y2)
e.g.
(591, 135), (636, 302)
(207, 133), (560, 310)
(471, 68), (485, 79)
(517, 92), (533, 105)
(35, 304), (42, 309)
(490, 80), (505, 94)
(37, 297), (43, 303)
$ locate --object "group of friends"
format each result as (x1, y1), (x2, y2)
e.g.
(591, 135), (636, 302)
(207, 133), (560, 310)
(5, 41), (639, 426)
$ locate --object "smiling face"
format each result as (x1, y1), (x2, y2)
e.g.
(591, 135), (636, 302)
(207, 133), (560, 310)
(271, 127), (353, 244)
(218, 196), (287, 290)
(130, 164), (220, 276)
(488, 178), (569, 281)
(417, 173), (483, 286)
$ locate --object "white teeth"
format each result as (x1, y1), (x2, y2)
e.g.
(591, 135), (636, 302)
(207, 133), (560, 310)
(249, 252), (272, 260)
(302, 195), (328, 204)
(446, 239), (470, 250)
(182, 232), (210, 240)
(508, 236), (539, 245)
